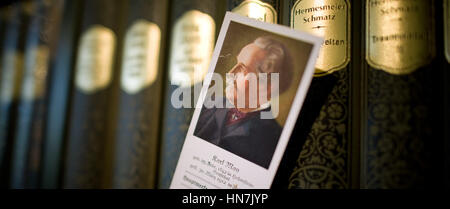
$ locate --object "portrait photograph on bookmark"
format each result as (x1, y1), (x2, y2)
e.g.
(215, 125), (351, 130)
(170, 12), (323, 189)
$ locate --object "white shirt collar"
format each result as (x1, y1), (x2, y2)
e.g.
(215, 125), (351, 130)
(250, 102), (271, 112)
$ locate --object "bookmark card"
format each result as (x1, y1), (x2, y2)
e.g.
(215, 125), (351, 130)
(170, 12), (323, 189)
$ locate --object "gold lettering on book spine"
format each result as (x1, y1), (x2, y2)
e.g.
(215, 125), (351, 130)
(232, 0), (277, 23)
(169, 10), (215, 87)
(366, 0), (435, 75)
(291, 0), (351, 76)
(22, 45), (50, 100)
(121, 20), (161, 94)
(0, 52), (24, 102)
(75, 25), (116, 94)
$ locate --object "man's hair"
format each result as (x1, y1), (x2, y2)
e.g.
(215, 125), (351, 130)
(253, 36), (293, 94)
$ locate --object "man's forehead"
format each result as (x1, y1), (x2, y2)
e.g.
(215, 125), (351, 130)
(237, 43), (266, 61)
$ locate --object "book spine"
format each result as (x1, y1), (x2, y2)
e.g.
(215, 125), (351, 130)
(443, 0), (450, 189)
(158, 0), (225, 189)
(361, 0), (445, 188)
(112, 0), (168, 189)
(9, 0), (65, 189)
(63, 0), (126, 189)
(0, 6), (11, 62)
(0, 1), (34, 188)
(40, 0), (82, 189)
(279, 0), (358, 189)
(0, 4), (13, 187)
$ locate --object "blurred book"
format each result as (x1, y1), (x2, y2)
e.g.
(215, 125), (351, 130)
(0, 0), (34, 188)
(112, 0), (168, 189)
(158, 0), (226, 189)
(40, 0), (82, 189)
(63, 0), (127, 189)
(10, 0), (64, 189)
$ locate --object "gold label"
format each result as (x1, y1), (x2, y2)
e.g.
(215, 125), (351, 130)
(0, 52), (24, 102)
(121, 20), (161, 94)
(232, 0), (277, 23)
(291, 0), (350, 76)
(22, 45), (50, 100)
(445, 0), (450, 63)
(366, 0), (435, 75)
(75, 25), (116, 94)
(169, 10), (215, 87)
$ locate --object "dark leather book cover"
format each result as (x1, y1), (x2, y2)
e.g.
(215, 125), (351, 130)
(40, 0), (82, 189)
(443, 0), (450, 189)
(9, 0), (65, 189)
(112, 0), (168, 189)
(272, 0), (359, 189)
(158, 0), (226, 189)
(0, 1), (34, 188)
(63, 0), (127, 189)
(360, 0), (445, 189)
(274, 0), (445, 189)
(446, 56), (450, 189)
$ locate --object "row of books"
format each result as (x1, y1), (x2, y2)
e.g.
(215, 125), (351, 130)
(0, 0), (448, 189)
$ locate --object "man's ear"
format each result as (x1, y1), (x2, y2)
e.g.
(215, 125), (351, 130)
(261, 59), (278, 74)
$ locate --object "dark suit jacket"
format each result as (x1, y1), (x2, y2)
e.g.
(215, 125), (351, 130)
(194, 102), (282, 169)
